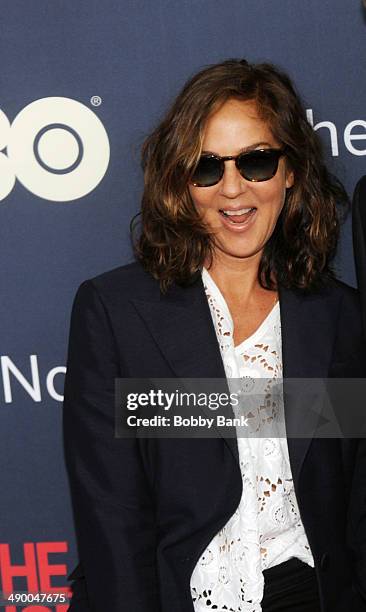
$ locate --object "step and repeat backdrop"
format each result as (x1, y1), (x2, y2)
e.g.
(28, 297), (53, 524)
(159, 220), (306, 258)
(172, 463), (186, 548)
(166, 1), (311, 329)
(1, 1), (365, 609)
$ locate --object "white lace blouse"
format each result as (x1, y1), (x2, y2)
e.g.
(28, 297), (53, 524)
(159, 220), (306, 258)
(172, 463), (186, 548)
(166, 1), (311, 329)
(189, 267), (314, 612)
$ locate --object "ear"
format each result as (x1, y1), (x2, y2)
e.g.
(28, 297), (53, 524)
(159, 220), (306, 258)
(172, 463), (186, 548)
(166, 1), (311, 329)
(285, 165), (294, 189)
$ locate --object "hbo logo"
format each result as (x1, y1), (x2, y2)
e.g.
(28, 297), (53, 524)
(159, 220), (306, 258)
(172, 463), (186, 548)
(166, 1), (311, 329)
(0, 97), (110, 202)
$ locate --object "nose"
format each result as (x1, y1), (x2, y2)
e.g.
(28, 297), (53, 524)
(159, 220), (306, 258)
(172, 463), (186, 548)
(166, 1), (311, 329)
(220, 159), (247, 198)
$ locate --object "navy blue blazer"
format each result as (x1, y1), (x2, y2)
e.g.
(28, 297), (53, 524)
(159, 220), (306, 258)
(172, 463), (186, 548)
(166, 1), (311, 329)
(63, 260), (366, 612)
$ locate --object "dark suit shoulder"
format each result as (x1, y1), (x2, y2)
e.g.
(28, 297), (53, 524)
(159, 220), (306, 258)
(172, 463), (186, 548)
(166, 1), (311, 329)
(291, 276), (358, 303)
(331, 280), (364, 339)
(327, 279), (366, 370)
(328, 277), (359, 302)
(327, 277), (361, 311)
(310, 277), (362, 323)
(83, 260), (161, 304)
(286, 278), (365, 373)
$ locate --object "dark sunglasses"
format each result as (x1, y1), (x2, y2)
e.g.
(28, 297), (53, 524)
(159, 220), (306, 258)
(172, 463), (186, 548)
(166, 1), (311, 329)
(190, 147), (286, 187)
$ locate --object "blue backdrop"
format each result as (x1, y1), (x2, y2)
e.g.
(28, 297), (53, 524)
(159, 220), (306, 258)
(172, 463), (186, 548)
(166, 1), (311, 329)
(1, 1), (365, 608)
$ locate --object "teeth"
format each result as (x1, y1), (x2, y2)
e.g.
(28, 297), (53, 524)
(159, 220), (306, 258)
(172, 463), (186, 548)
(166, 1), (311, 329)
(221, 208), (253, 216)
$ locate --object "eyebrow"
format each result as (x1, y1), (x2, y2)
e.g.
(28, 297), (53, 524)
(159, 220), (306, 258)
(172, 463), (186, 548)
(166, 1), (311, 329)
(201, 141), (274, 155)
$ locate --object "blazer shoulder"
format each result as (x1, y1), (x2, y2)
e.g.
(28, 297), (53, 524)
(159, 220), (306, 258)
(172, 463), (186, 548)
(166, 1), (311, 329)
(80, 260), (161, 305)
(330, 277), (359, 299)
(329, 278), (361, 309)
(335, 280), (365, 338)
(289, 277), (359, 307)
(299, 276), (358, 302)
(287, 278), (362, 337)
(328, 279), (366, 372)
(317, 277), (362, 320)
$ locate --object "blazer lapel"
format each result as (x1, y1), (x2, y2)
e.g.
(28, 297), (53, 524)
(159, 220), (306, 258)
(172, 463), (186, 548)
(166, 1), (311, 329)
(131, 273), (239, 463)
(132, 276), (334, 486)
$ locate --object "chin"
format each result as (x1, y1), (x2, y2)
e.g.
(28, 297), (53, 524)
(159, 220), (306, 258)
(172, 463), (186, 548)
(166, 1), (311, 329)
(215, 243), (262, 260)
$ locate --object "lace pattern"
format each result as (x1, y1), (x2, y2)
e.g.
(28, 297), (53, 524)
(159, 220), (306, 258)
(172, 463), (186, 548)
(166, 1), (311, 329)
(189, 268), (314, 612)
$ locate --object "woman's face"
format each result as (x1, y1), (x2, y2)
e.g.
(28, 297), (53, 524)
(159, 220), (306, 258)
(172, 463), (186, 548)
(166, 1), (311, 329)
(188, 98), (294, 263)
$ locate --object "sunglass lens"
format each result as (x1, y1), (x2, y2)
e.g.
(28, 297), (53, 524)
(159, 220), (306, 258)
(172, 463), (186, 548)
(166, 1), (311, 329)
(238, 150), (280, 181)
(191, 156), (222, 187)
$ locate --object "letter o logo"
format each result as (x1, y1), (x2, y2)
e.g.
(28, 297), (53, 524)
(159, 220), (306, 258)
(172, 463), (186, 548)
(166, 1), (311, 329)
(0, 97), (110, 202)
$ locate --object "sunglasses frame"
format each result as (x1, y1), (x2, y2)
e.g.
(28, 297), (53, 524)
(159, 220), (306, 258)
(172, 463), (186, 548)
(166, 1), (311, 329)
(190, 147), (287, 187)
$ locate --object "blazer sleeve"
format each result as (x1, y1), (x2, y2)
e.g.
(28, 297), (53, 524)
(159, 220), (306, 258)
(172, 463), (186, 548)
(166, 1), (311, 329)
(63, 279), (161, 612)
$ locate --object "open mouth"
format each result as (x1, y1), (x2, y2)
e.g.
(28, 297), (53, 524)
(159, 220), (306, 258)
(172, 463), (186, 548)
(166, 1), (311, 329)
(219, 207), (256, 224)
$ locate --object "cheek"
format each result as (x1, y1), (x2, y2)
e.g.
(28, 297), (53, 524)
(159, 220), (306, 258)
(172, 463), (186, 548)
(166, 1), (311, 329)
(255, 182), (287, 223)
(189, 187), (215, 213)
(268, 175), (287, 203)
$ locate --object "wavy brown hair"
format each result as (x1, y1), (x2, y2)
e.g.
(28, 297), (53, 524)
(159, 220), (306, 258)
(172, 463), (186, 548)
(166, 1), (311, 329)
(131, 58), (348, 293)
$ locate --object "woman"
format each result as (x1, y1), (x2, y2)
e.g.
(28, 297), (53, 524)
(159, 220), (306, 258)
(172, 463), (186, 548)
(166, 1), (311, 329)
(63, 59), (366, 611)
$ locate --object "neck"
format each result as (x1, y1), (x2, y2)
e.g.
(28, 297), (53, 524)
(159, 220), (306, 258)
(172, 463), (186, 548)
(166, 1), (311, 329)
(203, 249), (263, 302)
